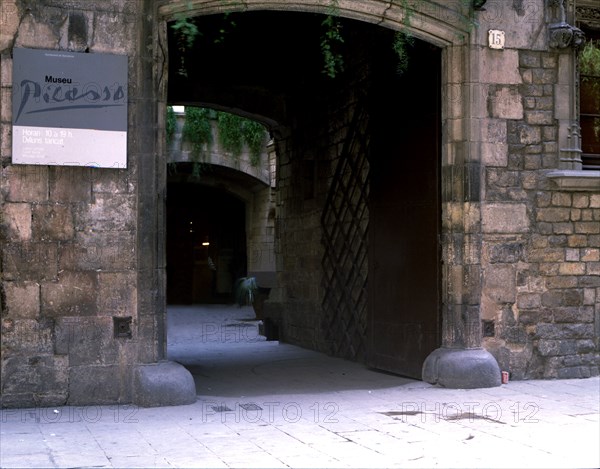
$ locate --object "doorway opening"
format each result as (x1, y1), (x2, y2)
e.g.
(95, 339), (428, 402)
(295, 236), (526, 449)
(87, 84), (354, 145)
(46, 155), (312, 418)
(166, 181), (247, 305)
(162, 8), (444, 386)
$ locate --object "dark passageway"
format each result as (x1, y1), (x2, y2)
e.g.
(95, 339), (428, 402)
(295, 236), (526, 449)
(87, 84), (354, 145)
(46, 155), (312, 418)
(167, 182), (247, 305)
(166, 10), (442, 380)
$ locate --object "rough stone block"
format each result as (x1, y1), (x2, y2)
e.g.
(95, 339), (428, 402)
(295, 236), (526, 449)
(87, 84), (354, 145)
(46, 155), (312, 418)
(541, 289), (583, 308)
(546, 276), (578, 289)
(553, 223), (574, 235)
(482, 203), (529, 233)
(588, 262), (600, 276)
(68, 365), (122, 405)
(0, 355), (68, 403)
(552, 193), (572, 207)
(517, 293), (541, 309)
(519, 51), (540, 68)
(557, 366), (592, 379)
(3, 203), (32, 241)
(487, 242), (523, 263)
(49, 167), (91, 202)
(518, 309), (553, 325)
(2, 242), (58, 281)
(32, 204), (74, 241)
(488, 86), (523, 119)
(559, 262), (586, 276)
(568, 235), (588, 247)
(536, 323), (594, 340)
(553, 306), (594, 323)
(484, 264), (516, 303)
(575, 222), (600, 234)
(74, 193), (135, 232)
(59, 231), (136, 271)
(536, 208), (570, 222)
(54, 316), (120, 366)
(2, 281), (39, 318)
(525, 110), (554, 125)
(41, 271), (98, 316)
(1, 317), (54, 354)
(97, 272), (137, 316)
(3, 165), (48, 202)
(532, 68), (557, 84)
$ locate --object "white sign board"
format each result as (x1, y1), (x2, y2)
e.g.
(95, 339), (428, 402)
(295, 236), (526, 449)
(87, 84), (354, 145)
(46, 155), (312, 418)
(12, 48), (128, 168)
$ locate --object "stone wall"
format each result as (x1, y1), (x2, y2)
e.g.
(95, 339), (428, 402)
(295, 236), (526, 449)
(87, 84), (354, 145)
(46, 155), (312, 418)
(475, 2), (600, 379)
(1, 0), (599, 409)
(0, 0), (160, 407)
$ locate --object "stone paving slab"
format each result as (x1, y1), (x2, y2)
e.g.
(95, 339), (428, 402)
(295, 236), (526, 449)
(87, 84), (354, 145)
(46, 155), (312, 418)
(1, 305), (599, 468)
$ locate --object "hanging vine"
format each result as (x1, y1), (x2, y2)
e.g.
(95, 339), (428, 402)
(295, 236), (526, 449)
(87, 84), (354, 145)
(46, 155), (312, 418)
(177, 106), (267, 168)
(320, 0), (345, 78)
(171, 1), (479, 78)
(183, 107), (213, 156)
(166, 106), (177, 144)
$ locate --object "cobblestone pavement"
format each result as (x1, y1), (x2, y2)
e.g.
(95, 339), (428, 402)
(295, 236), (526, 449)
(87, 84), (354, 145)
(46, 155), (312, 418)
(1, 305), (599, 468)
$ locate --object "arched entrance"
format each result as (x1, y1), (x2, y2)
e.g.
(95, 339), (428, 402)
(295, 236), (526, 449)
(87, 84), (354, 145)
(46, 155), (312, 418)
(146, 0), (501, 388)
(166, 181), (247, 305)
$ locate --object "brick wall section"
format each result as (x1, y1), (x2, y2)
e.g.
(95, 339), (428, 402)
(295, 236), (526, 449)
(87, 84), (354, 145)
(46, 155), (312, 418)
(482, 50), (600, 379)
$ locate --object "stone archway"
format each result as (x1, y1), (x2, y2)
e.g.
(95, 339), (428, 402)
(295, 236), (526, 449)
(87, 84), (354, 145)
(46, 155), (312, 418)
(144, 0), (500, 390)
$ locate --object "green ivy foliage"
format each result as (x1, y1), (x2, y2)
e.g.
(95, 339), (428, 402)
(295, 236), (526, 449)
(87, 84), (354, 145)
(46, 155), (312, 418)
(179, 106), (267, 167)
(321, 2), (345, 79)
(580, 40), (600, 78)
(171, 1), (479, 78)
(166, 106), (177, 143)
(217, 112), (267, 166)
(183, 107), (213, 157)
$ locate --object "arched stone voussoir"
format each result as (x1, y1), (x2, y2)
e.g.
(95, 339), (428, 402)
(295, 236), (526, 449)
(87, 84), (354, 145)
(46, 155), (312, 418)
(158, 0), (473, 46)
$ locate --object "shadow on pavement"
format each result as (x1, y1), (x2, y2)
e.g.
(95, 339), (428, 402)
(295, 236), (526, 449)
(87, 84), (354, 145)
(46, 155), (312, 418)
(167, 304), (420, 398)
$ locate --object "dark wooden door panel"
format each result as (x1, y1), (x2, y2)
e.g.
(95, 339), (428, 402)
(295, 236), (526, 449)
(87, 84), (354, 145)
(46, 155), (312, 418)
(366, 42), (441, 378)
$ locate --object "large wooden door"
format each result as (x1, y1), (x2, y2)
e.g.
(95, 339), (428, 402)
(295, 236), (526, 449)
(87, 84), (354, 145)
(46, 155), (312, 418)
(367, 42), (441, 378)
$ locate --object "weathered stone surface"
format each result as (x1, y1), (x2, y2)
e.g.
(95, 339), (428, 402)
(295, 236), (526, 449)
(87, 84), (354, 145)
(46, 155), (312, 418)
(54, 317), (118, 366)
(49, 167), (91, 203)
(41, 271), (98, 317)
(535, 323), (595, 340)
(2, 242), (58, 281)
(59, 231), (136, 271)
(422, 348), (501, 388)
(2, 281), (40, 318)
(97, 272), (137, 316)
(488, 86), (523, 119)
(133, 361), (196, 407)
(3, 203), (32, 241)
(74, 193), (136, 232)
(487, 242), (524, 263)
(1, 0), (598, 407)
(3, 166), (48, 202)
(0, 355), (68, 407)
(1, 317), (54, 355)
(483, 264), (516, 303)
(537, 339), (595, 356)
(68, 365), (123, 405)
(482, 203), (529, 233)
(541, 289), (583, 308)
(32, 204), (75, 241)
